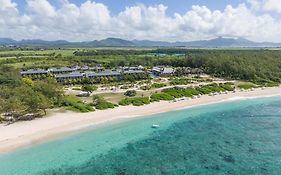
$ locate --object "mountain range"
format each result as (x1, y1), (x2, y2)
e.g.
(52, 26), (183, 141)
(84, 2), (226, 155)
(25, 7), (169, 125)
(1, 37), (281, 48)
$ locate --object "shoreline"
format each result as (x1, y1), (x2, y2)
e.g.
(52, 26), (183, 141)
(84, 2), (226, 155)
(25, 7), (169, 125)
(1, 87), (281, 154)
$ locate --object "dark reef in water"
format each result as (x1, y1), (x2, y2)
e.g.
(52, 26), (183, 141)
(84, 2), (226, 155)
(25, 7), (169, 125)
(44, 101), (281, 175)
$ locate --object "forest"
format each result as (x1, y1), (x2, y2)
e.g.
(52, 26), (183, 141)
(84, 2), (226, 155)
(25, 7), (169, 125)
(0, 65), (63, 121)
(2, 48), (280, 84)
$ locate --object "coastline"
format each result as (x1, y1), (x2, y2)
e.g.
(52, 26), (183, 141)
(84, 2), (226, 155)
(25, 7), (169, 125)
(1, 87), (281, 154)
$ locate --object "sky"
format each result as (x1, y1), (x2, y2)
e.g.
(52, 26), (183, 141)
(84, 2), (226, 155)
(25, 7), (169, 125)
(1, 0), (281, 42)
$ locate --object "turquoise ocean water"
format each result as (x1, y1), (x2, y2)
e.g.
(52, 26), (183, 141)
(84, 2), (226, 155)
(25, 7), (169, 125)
(1, 96), (281, 174)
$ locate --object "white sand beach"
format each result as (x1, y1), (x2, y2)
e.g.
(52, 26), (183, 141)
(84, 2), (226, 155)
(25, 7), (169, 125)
(1, 87), (281, 153)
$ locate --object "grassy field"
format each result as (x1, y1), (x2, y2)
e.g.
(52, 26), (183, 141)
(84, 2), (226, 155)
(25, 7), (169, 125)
(0, 49), (76, 56)
(99, 90), (162, 104)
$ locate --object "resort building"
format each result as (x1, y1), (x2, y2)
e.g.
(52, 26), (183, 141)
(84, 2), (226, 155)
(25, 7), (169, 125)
(123, 70), (145, 75)
(161, 67), (175, 76)
(54, 69), (147, 82)
(55, 72), (84, 82)
(20, 69), (48, 76)
(85, 70), (122, 78)
(20, 65), (153, 83)
(48, 67), (76, 74)
(121, 65), (145, 71)
(151, 67), (175, 76)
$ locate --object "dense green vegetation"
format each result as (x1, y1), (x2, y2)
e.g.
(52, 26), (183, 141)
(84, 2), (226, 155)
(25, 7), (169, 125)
(162, 83), (235, 99)
(81, 85), (97, 92)
(92, 95), (117, 110)
(220, 82), (235, 91)
(61, 95), (94, 113)
(180, 50), (281, 85)
(150, 93), (175, 102)
(151, 83), (166, 88)
(0, 68), (64, 120)
(70, 49), (281, 85)
(117, 82), (235, 106)
(124, 90), (137, 97)
(1, 47), (281, 122)
(2, 48), (281, 85)
(237, 82), (257, 89)
(162, 87), (200, 98)
(119, 97), (150, 106)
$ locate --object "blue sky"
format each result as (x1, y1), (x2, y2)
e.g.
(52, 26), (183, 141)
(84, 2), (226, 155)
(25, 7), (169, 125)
(2, 0), (281, 42)
(14, 0), (246, 15)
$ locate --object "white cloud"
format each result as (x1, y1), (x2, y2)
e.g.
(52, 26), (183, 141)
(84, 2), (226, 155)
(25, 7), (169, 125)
(247, 0), (261, 11)
(26, 0), (56, 17)
(247, 0), (281, 13)
(263, 0), (281, 13)
(0, 0), (281, 42)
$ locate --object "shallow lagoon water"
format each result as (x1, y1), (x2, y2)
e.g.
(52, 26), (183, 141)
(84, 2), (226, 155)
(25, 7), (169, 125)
(1, 96), (281, 174)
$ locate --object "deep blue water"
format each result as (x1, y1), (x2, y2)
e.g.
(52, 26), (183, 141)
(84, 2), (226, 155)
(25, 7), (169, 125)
(1, 96), (281, 175)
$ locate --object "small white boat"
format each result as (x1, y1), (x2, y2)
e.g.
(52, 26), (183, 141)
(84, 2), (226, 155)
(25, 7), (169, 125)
(151, 124), (160, 129)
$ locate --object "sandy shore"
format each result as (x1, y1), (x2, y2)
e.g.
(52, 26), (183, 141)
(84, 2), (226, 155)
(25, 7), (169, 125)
(1, 87), (281, 154)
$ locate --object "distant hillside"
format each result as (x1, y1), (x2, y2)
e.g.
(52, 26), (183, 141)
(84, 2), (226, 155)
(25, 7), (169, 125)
(133, 37), (281, 47)
(98, 38), (135, 47)
(0, 38), (17, 44)
(182, 37), (255, 47)
(132, 40), (174, 47)
(1, 37), (281, 48)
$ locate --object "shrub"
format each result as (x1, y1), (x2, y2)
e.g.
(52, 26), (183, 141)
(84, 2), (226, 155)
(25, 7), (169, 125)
(120, 84), (134, 89)
(95, 100), (116, 110)
(162, 88), (186, 98)
(81, 85), (97, 92)
(61, 95), (94, 113)
(182, 88), (200, 97)
(265, 82), (279, 87)
(220, 83), (235, 91)
(151, 83), (166, 89)
(124, 90), (137, 97)
(162, 83), (234, 98)
(150, 93), (174, 102)
(237, 82), (256, 89)
(92, 95), (117, 110)
(118, 98), (131, 106)
(162, 87), (200, 98)
(196, 83), (225, 94)
(140, 85), (151, 91)
(119, 97), (150, 106)
(170, 78), (192, 85)
(72, 87), (81, 91)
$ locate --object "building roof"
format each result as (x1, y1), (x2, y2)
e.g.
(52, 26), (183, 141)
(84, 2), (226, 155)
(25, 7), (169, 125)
(162, 67), (174, 74)
(152, 67), (162, 73)
(97, 70), (121, 76)
(89, 66), (104, 70)
(85, 71), (97, 77)
(48, 67), (74, 72)
(55, 72), (84, 79)
(85, 70), (121, 77)
(20, 69), (48, 75)
(124, 70), (145, 74)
